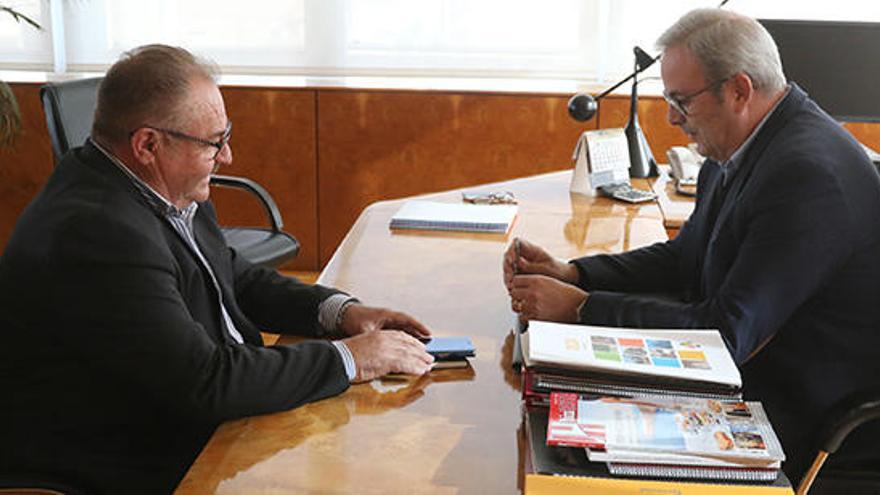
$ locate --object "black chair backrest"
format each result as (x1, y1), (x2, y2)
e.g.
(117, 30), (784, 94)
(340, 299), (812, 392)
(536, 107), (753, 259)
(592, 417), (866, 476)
(40, 77), (103, 164)
(39, 77), (300, 268)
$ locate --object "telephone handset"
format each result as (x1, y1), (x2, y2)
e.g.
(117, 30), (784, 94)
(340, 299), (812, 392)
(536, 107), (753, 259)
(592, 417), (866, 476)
(666, 145), (704, 196)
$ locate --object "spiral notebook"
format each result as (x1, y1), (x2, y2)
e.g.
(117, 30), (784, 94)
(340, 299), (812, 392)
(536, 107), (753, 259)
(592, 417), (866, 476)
(389, 200), (517, 234)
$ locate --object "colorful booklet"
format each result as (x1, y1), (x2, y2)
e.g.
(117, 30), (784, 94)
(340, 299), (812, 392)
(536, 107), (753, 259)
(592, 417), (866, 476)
(389, 200), (517, 234)
(546, 392), (785, 481)
(522, 321), (741, 399)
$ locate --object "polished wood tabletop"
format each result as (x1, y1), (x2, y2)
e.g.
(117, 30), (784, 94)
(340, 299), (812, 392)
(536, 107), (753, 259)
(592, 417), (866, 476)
(651, 164), (697, 238)
(177, 170), (669, 494)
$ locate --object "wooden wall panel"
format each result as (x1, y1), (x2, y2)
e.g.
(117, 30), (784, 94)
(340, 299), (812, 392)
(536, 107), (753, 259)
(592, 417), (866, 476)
(0, 83), (54, 250)
(316, 90), (594, 264)
(844, 122), (880, 151)
(216, 87), (318, 270)
(3, 82), (878, 271)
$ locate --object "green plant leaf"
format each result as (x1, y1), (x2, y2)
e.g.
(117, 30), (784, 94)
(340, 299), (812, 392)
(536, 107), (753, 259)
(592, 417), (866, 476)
(0, 6), (42, 30)
(0, 81), (23, 147)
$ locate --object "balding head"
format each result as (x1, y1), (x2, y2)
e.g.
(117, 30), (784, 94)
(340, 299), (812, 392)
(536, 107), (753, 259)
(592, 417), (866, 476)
(92, 44), (219, 146)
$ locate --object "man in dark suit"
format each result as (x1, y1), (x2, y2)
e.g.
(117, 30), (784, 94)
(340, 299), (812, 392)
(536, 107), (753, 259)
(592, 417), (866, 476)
(0, 45), (434, 494)
(504, 9), (880, 483)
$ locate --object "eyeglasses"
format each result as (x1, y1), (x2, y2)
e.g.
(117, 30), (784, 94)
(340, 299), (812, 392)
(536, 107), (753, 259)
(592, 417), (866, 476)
(138, 121), (232, 159)
(461, 190), (517, 205)
(662, 78), (729, 117)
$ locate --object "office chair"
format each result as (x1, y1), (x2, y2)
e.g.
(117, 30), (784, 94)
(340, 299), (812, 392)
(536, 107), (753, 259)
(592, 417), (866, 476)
(796, 388), (880, 495)
(0, 474), (88, 495)
(39, 77), (299, 268)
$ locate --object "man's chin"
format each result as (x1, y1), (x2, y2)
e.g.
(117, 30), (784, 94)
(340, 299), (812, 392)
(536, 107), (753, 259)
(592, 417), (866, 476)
(688, 139), (710, 158)
(189, 186), (211, 204)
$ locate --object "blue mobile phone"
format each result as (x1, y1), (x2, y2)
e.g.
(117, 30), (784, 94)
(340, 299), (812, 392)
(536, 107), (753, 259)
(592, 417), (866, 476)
(423, 336), (476, 360)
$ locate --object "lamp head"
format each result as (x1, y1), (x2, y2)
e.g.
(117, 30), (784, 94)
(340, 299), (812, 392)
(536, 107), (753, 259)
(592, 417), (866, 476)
(567, 93), (598, 122)
(634, 46), (657, 72)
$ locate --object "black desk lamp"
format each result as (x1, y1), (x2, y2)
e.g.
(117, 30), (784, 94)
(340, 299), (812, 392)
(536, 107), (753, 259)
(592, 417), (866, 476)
(568, 46), (660, 178)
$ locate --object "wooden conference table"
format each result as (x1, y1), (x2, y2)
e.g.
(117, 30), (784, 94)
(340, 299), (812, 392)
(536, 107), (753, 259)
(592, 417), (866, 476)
(178, 171), (677, 494)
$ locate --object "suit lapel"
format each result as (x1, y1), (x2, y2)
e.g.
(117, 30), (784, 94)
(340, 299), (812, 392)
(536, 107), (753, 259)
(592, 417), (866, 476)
(700, 85), (807, 294)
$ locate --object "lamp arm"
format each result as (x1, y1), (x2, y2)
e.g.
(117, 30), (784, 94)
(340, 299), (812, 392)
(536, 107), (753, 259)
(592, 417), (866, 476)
(594, 72), (638, 101)
(595, 52), (661, 100)
(568, 48), (660, 122)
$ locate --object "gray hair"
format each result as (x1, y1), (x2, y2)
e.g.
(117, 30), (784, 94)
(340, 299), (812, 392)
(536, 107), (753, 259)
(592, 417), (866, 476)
(656, 8), (786, 94)
(92, 44), (219, 145)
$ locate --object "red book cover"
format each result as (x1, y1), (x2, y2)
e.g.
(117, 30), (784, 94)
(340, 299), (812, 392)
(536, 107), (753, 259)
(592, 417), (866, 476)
(521, 367), (550, 407)
(546, 392), (606, 449)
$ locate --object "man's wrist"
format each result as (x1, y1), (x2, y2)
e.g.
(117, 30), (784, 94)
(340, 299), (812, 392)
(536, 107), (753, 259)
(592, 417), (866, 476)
(561, 260), (580, 284)
(335, 299), (360, 335)
(318, 294), (360, 336)
(573, 293), (589, 322)
(331, 340), (357, 381)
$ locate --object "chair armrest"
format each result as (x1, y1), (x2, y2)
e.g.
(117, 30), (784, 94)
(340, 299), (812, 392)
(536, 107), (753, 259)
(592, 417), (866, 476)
(209, 174), (284, 231)
(796, 388), (880, 495)
(818, 388), (880, 454)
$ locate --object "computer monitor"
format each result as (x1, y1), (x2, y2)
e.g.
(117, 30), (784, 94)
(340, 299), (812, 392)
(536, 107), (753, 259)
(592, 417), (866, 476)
(759, 19), (880, 123)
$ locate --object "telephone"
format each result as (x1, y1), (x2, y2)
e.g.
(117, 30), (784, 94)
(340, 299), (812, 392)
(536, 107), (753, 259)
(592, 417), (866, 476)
(666, 145), (703, 196)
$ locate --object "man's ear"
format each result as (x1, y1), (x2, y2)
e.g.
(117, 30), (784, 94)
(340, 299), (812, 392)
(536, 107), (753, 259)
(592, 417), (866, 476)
(129, 128), (160, 164)
(728, 72), (754, 113)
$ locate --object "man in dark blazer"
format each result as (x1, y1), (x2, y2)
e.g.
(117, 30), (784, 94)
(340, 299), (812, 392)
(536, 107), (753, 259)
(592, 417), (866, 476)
(0, 45), (434, 494)
(504, 9), (880, 483)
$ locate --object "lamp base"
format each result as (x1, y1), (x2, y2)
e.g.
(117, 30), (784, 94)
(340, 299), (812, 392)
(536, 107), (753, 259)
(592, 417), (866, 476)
(626, 116), (658, 178)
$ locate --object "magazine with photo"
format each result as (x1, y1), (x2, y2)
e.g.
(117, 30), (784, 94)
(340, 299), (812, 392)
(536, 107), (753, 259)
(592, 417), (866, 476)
(547, 392), (785, 467)
(525, 406), (794, 489)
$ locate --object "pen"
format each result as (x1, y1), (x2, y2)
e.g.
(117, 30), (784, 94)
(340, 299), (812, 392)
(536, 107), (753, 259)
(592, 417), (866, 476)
(512, 238), (529, 338)
(514, 238), (521, 275)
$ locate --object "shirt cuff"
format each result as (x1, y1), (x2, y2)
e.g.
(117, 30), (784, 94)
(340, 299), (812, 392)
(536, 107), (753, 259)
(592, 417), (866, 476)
(575, 294), (589, 322)
(318, 294), (359, 336)
(331, 340), (357, 381)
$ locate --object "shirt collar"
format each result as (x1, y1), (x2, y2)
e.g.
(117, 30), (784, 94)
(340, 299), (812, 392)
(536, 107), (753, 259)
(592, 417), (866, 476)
(91, 138), (198, 220)
(720, 84), (791, 183)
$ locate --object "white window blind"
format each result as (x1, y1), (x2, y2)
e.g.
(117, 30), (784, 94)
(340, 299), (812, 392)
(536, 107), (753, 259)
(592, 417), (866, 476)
(0, 1), (52, 70)
(1, 1), (879, 82)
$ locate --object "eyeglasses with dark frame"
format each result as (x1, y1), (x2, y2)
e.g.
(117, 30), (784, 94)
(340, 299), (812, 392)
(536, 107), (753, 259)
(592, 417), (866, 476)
(662, 78), (730, 117)
(135, 121), (232, 159)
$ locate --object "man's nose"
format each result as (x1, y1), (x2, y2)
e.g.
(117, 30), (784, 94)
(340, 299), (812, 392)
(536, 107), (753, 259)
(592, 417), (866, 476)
(667, 105), (686, 126)
(216, 142), (233, 166)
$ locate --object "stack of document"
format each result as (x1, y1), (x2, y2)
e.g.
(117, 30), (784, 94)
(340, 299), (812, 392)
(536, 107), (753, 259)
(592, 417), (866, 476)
(517, 321), (788, 486)
(389, 200), (517, 234)
(546, 392), (786, 482)
(522, 406), (793, 493)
